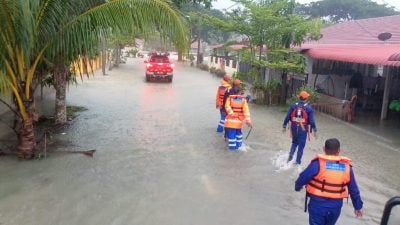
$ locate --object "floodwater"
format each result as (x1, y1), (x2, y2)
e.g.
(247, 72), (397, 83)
(0, 57), (399, 225)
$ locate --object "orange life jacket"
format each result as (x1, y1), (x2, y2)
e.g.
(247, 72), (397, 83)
(216, 81), (231, 109)
(306, 154), (351, 199)
(224, 95), (250, 129)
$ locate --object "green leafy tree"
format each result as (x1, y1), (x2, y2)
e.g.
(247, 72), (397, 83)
(177, 3), (229, 61)
(204, 0), (321, 104)
(0, 0), (187, 159)
(296, 0), (399, 23)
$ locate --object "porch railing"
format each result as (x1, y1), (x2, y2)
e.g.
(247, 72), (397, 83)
(312, 101), (355, 122)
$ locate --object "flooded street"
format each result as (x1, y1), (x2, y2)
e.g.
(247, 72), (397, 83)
(0, 57), (399, 225)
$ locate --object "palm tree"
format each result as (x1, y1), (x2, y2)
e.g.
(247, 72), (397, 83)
(0, 0), (188, 159)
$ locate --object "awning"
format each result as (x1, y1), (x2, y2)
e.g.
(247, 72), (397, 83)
(301, 44), (400, 66)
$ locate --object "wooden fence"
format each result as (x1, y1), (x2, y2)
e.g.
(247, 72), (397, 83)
(312, 94), (357, 122)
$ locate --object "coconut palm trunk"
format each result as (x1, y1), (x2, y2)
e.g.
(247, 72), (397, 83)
(54, 62), (69, 125)
(14, 84), (39, 159)
(17, 115), (36, 159)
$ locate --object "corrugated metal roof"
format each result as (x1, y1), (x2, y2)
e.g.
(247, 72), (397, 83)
(301, 15), (400, 66)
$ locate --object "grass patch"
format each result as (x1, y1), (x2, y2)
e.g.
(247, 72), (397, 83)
(67, 106), (88, 119)
(37, 105), (87, 127)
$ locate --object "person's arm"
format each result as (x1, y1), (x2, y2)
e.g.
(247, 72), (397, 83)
(283, 105), (293, 131)
(225, 96), (234, 116)
(243, 98), (252, 127)
(295, 160), (319, 191)
(348, 166), (364, 217)
(215, 87), (221, 109)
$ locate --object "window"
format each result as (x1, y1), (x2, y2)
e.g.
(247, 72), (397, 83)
(149, 56), (169, 63)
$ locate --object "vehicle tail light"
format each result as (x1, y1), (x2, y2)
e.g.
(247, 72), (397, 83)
(170, 64), (175, 68)
(146, 63), (152, 68)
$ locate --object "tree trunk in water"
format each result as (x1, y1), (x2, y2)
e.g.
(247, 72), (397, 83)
(17, 117), (36, 159)
(54, 62), (68, 125)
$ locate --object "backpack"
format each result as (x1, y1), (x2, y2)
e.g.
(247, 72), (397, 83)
(290, 103), (309, 125)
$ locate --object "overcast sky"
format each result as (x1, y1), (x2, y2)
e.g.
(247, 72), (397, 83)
(213, 0), (400, 11)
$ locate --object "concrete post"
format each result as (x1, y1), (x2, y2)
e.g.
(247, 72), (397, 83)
(380, 66), (392, 120)
(305, 56), (313, 87)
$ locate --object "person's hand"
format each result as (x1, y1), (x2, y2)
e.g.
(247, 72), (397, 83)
(282, 127), (286, 133)
(354, 209), (363, 218)
(313, 132), (318, 139)
(246, 121), (253, 127)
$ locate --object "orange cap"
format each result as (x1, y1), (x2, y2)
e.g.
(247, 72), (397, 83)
(223, 74), (231, 82)
(298, 91), (310, 99)
(233, 79), (241, 86)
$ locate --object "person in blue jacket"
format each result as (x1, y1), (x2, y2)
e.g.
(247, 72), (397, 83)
(283, 91), (317, 164)
(295, 138), (363, 225)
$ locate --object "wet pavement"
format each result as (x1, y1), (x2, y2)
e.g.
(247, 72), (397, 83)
(0, 57), (399, 225)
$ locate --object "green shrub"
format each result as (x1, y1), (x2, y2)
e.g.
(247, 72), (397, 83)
(215, 69), (226, 77)
(288, 85), (319, 105)
(232, 71), (245, 80)
(251, 79), (282, 105)
(209, 66), (217, 74)
(197, 64), (209, 71)
(389, 99), (400, 112)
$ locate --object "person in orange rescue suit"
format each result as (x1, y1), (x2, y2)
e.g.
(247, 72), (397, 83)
(224, 80), (252, 150)
(295, 138), (363, 225)
(216, 74), (232, 133)
(283, 90), (317, 164)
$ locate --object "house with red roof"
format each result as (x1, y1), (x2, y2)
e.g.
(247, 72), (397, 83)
(300, 15), (400, 121)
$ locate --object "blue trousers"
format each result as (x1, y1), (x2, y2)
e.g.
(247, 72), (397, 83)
(308, 204), (341, 225)
(217, 111), (226, 133)
(225, 128), (242, 150)
(289, 125), (308, 164)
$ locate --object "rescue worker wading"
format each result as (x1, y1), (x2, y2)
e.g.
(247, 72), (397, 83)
(216, 74), (232, 133)
(295, 138), (363, 225)
(224, 80), (252, 150)
(283, 90), (317, 164)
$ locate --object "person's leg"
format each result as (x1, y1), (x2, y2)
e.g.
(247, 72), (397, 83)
(308, 204), (327, 225)
(226, 128), (237, 150)
(295, 129), (308, 164)
(288, 125), (299, 162)
(236, 129), (243, 149)
(217, 111), (226, 133)
(325, 207), (341, 225)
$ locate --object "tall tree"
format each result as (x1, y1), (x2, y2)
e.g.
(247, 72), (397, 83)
(296, 0), (399, 23)
(204, 0), (321, 104)
(0, 0), (187, 159)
